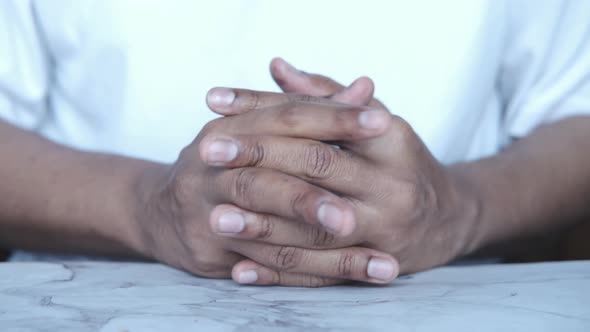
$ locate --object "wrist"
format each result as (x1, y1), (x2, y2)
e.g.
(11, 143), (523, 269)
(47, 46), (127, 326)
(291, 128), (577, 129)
(444, 163), (484, 258)
(127, 160), (172, 259)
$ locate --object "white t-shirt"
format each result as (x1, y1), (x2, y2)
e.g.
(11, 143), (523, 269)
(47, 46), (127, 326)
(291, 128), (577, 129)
(2, 0), (590, 165)
(1, 1), (590, 261)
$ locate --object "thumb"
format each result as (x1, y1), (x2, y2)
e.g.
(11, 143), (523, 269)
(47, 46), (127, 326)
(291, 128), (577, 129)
(270, 57), (375, 106)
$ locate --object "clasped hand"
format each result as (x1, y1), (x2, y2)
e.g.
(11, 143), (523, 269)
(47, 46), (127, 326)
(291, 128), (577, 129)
(134, 59), (475, 287)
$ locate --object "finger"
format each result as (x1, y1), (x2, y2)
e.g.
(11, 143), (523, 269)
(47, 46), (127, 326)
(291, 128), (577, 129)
(270, 57), (345, 96)
(180, 250), (243, 280)
(232, 259), (346, 287)
(207, 87), (341, 116)
(331, 76), (374, 105)
(204, 94), (392, 142)
(270, 57), (383, 108)
(327, 76), (387, 110)
(207, 87), (287, 116)
(348, 115), (424, 165)
(267, 59), (395, 162)
(230, 241), (399, 284)
(210, 204), (357, 248)
(213, 167), (356, 236)
(199, 135), (369, 196)
(333, 76), (388, 110)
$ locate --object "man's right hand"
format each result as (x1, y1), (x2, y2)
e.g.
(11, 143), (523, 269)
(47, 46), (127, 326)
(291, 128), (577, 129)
(131, 88), (400, 286)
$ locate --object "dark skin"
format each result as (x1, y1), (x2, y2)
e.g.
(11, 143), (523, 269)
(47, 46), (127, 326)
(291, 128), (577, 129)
(0, 60), (400, 286)
(1, 58), (589, 287)
(208, 58), (590, 285)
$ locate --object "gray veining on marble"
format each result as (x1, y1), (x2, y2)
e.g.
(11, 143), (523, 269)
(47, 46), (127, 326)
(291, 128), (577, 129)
(0, 260), (589, 331)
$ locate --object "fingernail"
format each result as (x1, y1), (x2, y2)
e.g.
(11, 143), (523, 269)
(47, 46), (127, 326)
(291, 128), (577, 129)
(207, 87), (236, 108)
(317, 202), (345, 235)
(216, 211), (245, 234)
(237, 270), (258, 284)
(206, 139), (238, 164)
(367, 258), (395, 282)
(359, 109), (389, 131)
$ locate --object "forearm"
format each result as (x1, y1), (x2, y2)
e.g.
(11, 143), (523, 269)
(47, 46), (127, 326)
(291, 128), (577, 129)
(0, 120), (160, 257)
(453, 116), (590, 255)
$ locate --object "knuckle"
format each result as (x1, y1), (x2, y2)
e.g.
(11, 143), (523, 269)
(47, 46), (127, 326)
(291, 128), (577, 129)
(276, 102), (301, 128)
(256, 214), (274, 240)
(303, 144), (337, 179)
(336, 252), (356, 278)
(201, 118), (224, 136)
(303, 275), (332, 288)
(242, 91), (261, 111)
(391, 116), (416, 143)
(308, 226), (336, 247)
(274, 271), (284, 285)
(194, 262), (218, 276)
(289, 189), (314, 221)
(232, 168), (257, 202)
(396, 179), (423, 213)
(192, 255), (226, 277)
(246, 140), (265, 166)
(335, 106), (362, 137)
(271, 246), (303, 270)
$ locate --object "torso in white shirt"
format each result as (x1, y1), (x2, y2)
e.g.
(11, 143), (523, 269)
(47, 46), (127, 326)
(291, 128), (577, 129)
(4, 0), (516, 164)
(4, 0), (590, 166)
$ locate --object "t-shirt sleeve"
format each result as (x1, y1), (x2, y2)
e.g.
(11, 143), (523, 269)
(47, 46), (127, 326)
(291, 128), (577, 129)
(500, 0), (590, 139)
(0, 0), (50, 130)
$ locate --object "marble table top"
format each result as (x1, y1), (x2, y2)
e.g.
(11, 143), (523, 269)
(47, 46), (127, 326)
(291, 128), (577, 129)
(0, 261), (588, 331)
